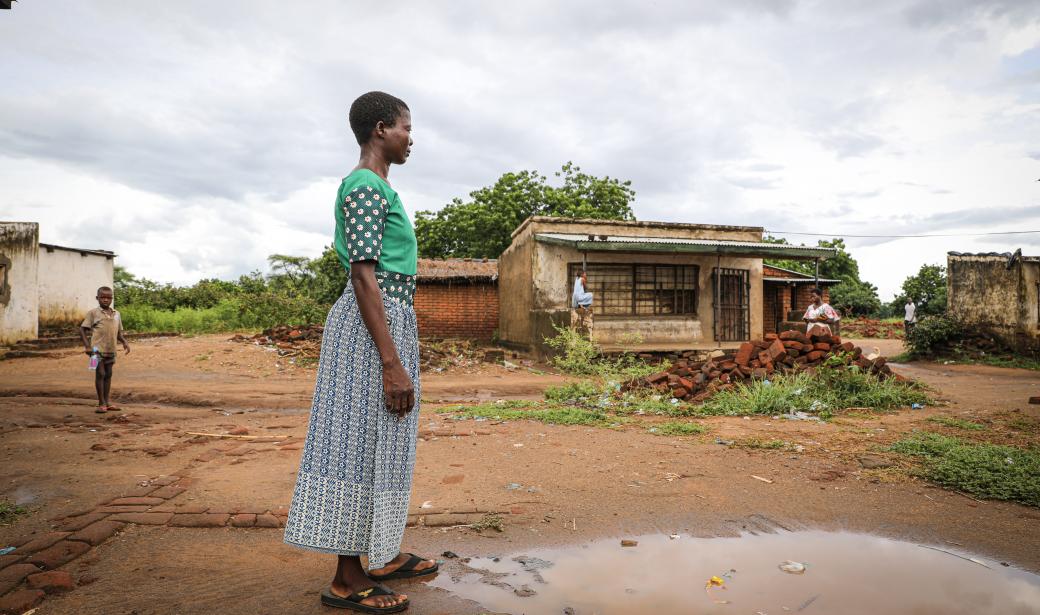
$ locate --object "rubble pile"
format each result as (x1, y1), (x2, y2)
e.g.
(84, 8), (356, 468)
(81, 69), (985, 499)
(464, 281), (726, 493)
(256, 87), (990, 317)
(841, 318), (904, 339)
(232, 327), (499, 370)
(231, 325), (324, 359)
(623, 330), (897, 403)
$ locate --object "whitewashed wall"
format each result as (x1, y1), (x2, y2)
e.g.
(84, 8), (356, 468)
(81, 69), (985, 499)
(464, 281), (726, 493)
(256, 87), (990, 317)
(0, 222), (40, 343)
(38, 245), (114, 324)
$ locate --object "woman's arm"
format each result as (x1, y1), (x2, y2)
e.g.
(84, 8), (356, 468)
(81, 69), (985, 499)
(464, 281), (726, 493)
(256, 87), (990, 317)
(352, 261), (414, 417)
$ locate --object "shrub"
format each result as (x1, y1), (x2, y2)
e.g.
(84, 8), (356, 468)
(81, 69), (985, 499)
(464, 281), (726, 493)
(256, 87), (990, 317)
(544, 325), (601, 375)
(905, 315), (968, 356)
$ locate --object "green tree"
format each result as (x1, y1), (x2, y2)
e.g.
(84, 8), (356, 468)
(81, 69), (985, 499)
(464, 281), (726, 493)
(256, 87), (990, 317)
(830, 280), (882, 316)
(415, 162), (636, 258)
(895, 264), (947, 317)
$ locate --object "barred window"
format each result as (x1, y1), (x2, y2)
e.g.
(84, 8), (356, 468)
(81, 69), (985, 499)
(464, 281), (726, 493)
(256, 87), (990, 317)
(567, 263), (699, 317)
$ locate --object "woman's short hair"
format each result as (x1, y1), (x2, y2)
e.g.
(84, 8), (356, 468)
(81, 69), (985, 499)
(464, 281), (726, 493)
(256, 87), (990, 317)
(348, 91), (409, 145)
(811, 287), (823, 296)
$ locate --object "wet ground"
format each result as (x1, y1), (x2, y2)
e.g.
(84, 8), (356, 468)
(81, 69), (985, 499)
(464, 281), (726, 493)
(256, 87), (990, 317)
(432, 531), (1040, 614)
(1, 334), (1038, 614)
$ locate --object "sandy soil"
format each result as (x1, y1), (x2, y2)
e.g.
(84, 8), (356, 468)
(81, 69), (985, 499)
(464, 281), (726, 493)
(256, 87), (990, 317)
(0, 334), (1038, 614)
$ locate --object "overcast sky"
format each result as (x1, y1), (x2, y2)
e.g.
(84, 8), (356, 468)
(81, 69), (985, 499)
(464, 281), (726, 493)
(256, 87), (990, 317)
(2, 0), (1038, 299)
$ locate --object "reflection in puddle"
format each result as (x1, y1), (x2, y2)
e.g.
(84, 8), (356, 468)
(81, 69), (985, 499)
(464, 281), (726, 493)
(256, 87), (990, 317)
(430, 531), (1040, 614)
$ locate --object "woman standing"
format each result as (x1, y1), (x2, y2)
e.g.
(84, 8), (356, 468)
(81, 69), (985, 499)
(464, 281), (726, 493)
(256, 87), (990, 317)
(284, 91), (435, 613)
(802, 287), (840, 337)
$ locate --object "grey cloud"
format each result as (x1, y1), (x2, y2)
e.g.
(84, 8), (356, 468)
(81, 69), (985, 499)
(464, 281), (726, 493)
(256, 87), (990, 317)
(725, 175), (781, 190)
(903, 0), (1040, 28)
(818, 130), (886, 159)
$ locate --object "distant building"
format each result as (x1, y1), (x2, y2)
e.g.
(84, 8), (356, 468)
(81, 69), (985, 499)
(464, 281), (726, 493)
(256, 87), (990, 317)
(762, 264), (840, 334)
(497, 217), (835, 355)
(415, 258), (499, 339)
(947, 250), (1039, 352)
(0, 222), (116, 343)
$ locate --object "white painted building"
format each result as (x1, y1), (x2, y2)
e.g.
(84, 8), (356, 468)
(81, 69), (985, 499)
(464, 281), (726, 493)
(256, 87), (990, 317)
(0, 222), (116, 344)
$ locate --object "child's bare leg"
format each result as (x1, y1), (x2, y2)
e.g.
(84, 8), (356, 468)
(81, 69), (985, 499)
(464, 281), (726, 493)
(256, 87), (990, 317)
(102, 360), (114, 407)
(94, 360), (107, 408)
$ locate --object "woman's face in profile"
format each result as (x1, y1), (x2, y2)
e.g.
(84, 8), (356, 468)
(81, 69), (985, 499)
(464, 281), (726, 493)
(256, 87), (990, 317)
(382, 109), (413, 164)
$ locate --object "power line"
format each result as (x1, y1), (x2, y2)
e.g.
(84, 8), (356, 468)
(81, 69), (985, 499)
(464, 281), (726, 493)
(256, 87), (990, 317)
(765, 229), (1040, 238)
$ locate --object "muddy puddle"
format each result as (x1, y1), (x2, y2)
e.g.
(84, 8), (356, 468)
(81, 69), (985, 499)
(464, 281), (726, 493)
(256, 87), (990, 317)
(430, 531), (1040, 614)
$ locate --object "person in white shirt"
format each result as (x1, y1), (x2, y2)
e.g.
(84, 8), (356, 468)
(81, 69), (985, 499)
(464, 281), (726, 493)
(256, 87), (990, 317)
(572, 271), (593, 309)
(904, 299), (917, 338)
(802, 288), (840, 336)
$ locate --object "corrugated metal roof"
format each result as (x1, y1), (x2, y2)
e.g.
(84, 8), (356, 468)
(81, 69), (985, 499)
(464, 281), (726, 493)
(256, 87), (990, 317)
(764, 277), (841, 284)
(417, 258), (498, 281)
(534, 233), (835, 259)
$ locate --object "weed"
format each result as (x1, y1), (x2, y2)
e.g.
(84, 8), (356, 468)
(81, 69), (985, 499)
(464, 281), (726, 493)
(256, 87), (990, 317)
(889, 432), (1040, 507)
(470, 513), (504, 532)
(649, 421), (707, 436)
(698, 368), (929, 417)
(0, 499), (28, 525)
(927, 416), (987, 431)
(542, 326), (668, 380)
(447, 402), (611, 427)
(1007, 417), (1039, 434)
(544, 381), (603, 403)
(735, 437), (787, 450)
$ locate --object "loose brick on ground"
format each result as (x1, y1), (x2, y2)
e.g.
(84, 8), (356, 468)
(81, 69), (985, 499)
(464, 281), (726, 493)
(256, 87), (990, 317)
(254, 514), (281, 528)
(149, 476), (181, 486)
(69, 520), (125, 546)
(27, 541), (91, 570)
(230, 514), (256, 528)
(0, 563), (42, 595)
(57, 512), (110, 532)
(168, 513), (229, 528)
(108, 496), (165, 506)
(0, 555), (22, 571)
(26, 570), (75, 593)
(95, 505), (153, 514)
(108, 512), (174, 525)
(0, 588), (45, 615)
(13, 532), (70, 555)
(148, 486), (186, 499)
(171, 504), (209, 514)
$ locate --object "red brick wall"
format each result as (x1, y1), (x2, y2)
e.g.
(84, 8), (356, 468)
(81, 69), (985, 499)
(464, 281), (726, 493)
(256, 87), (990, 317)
(414, 282), (499, 339)
(763, 284), (793, 334)
(792, 285), (831, 316)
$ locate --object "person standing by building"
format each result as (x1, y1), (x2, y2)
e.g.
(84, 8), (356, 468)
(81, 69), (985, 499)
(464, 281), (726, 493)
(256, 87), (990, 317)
(572, 270), (593, 309)
(79, 286), (130, 414)
(904, 298), (917, 338)
(802, 287), (840, 336)
(282, 91), (435, 614)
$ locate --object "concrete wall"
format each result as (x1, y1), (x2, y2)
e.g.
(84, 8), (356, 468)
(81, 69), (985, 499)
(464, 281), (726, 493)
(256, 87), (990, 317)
(948, 254), (1040, 350)
(38, 246), (115, 324)
(0, 222), (40, 344)
(499, 218), (765, 352)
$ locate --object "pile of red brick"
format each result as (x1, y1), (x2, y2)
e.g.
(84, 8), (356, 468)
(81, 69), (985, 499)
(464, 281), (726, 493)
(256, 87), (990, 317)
(624, 329), (895, 403)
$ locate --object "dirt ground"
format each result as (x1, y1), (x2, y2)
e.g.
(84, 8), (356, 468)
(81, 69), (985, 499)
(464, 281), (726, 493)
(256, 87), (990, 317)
(1, 334), (1038, 614)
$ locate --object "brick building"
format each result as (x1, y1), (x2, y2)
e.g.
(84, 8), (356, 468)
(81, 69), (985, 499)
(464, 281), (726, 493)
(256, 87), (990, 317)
(762, 265), (840, 334)
(415, 258), (499, 339)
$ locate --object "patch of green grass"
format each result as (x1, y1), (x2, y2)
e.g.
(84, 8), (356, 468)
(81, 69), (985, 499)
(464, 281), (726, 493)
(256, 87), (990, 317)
(889, 432), (1040, 507)
(927, 416), (987, 431)
(698, 366), (930, 417)
(888, 351), (913, 363)
(0, 499), (28, 525)
(470, 513), (504, 532)
(649, 421), (707, 436)
(736, 437), (787, 449)
(544, 380), (604, 403)
(446, 402), (612, 427)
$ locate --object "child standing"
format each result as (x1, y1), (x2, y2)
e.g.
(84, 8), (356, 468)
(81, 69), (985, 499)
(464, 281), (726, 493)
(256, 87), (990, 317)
(79, 286), (130, 413)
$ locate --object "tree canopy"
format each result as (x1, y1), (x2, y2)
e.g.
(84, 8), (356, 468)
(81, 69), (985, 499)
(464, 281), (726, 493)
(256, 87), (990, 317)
(414, 162), (636, 259)
(893, 263), (947, 317)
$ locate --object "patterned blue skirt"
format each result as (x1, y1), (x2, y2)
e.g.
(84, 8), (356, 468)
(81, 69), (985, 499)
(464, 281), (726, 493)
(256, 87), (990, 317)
(283, 282), (420, 568)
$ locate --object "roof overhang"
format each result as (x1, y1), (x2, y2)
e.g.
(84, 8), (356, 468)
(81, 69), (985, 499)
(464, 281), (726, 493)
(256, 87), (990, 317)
(534, 233), (835, 260)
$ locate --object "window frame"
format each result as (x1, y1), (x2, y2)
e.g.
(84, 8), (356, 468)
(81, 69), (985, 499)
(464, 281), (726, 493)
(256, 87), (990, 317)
(567, 262), (700, 318)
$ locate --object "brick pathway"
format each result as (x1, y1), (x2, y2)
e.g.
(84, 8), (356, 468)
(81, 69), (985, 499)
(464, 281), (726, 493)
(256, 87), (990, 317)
(0, 465), (510, 614)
